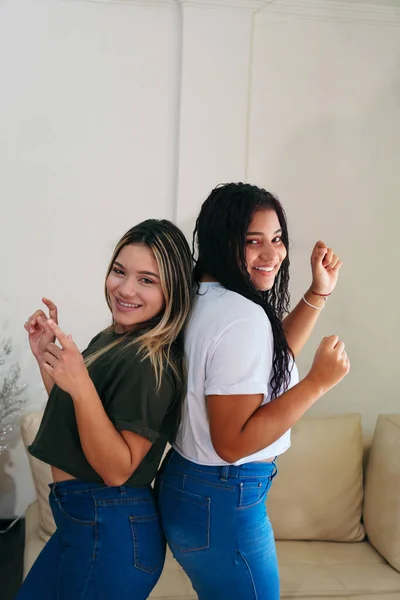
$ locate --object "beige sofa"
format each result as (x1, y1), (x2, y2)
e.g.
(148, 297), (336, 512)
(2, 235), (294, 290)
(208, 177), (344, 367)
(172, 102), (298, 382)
(20, 412), (400, 599)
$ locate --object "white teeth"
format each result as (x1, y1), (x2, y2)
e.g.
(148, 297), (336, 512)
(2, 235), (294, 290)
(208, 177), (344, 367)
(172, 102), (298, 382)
(118, 300), (140, 308)
(255, 266), (274, 272)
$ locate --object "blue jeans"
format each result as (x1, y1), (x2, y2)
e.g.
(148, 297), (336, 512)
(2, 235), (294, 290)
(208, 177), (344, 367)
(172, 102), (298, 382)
(156, 449), (279, 600)
(16, 479), (165, 600)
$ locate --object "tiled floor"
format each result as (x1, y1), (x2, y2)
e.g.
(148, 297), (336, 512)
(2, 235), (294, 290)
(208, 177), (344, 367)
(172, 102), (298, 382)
(0, 518), (24, 600)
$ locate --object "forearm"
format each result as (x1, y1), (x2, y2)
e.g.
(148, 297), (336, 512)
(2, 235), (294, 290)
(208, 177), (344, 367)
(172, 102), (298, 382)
(232, 377), (323, 461)
(71, 378), (135, 486)
(282, 289), (326, 356)
(38, 362), (55, 395)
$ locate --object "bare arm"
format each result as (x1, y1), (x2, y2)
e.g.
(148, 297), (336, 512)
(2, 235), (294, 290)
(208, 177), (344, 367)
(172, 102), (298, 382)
(71, 378), (152, 487)
(209, 377), (319, 463)
(282, 289), (325, 356)
(208, 335), (349, 463)
(38, 363), (55, 395)
(42, 321), (153, 487)
(282, 242), (342, 356)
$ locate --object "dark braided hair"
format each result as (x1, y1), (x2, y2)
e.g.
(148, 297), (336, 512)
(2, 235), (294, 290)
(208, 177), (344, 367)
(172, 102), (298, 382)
(193, 182), (292, 399)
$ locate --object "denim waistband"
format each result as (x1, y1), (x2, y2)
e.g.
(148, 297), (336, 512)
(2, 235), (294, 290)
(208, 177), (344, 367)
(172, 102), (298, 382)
(167, 449), (277, 481)
(49, 478), (152, 499)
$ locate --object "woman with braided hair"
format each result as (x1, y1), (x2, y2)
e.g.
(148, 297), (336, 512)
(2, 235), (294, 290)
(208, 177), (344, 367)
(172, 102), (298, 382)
(157, 183), (349, 600)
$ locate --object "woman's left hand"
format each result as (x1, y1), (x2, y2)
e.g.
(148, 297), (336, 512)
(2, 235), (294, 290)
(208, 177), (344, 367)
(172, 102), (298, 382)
(310, 241), (342, 296)
(42, 320), (90, 396)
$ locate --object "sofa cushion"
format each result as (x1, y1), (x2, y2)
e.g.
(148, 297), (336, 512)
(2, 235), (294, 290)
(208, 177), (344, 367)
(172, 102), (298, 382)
(268, 414), (365, 542)
(277, 540), (400, 598)
(20, 412), (56, 542)
(149, 547), (196, 599)
(364, 414), (400, 573)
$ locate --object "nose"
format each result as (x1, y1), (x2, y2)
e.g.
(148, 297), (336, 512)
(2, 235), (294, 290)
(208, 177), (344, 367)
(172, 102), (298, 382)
(260, 244), (278, 263)
(118, 277), (138, 300)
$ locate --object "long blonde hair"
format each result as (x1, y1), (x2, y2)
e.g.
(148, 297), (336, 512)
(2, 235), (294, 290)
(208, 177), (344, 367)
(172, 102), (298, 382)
(85, 219), (192, 388)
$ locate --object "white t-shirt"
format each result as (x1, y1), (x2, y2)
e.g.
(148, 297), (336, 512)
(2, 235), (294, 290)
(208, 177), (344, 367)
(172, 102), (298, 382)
(173, 282), (299, 466)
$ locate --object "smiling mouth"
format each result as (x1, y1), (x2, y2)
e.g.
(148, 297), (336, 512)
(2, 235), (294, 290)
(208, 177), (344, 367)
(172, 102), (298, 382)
(116, 298), (142, 309)
(253, 266), (275, 273)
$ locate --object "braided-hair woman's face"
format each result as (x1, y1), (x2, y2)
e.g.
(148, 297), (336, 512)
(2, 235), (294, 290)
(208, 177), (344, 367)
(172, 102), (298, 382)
(245, 209), (287, 292)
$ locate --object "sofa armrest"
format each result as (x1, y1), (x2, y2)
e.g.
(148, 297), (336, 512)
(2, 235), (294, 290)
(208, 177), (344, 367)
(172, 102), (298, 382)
(364, 414), (400, 573)
(20, 412), (55, 542)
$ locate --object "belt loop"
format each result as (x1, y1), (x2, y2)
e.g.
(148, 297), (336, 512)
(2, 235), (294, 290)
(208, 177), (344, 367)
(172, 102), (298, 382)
(220, 466), (229, 482)
(50, 482), (58, 499)
(166, 446), (175, 467)
(120, 485), (126, 495)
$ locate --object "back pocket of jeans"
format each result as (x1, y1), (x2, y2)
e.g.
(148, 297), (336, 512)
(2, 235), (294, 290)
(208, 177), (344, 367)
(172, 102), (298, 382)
(130, 513), (166, 574)
(159, 481), (210, 553)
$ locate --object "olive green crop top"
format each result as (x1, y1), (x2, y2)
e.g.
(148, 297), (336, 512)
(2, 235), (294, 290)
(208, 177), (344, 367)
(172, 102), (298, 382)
(29, 330), (181, 487)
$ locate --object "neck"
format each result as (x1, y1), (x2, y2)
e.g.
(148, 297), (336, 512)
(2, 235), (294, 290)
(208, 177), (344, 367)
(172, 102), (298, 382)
(200, 273), (217, 283)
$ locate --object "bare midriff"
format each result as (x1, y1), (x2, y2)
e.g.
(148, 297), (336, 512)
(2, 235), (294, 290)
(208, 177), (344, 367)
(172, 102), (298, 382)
(51, 466), (76, 482)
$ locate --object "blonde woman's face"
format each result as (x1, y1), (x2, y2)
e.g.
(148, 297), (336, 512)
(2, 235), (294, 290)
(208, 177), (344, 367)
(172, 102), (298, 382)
(106, 243), (165, 333)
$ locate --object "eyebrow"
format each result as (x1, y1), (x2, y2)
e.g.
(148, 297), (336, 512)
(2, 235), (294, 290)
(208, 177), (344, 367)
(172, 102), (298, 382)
(138, 270), (160, 279)
(113, 261), (160, 279)
(114, 261), (126, 270)
(247, 228), (282, 236)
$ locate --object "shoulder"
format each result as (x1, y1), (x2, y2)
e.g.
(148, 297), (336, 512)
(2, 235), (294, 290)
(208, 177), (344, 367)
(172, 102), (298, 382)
(223, 289), (266, 319)
(193, 285), (269, 332)
(84, 329), (117, 354)
(111, 341), (150, 376)
(117, 343), (178, 395)
(188, 289), (272, 361)
(85, 330), (106, 349)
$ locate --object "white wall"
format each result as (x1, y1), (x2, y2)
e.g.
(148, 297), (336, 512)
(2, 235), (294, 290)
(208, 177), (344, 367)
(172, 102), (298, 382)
(0, 0), (399, 516)
(248, 8), (400, 433)
(0, 0), (181, 517)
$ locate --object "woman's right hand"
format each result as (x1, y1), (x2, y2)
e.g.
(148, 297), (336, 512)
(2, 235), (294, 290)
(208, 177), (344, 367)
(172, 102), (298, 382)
(307, 335), (350, 395)
(24, 298), (58, 362)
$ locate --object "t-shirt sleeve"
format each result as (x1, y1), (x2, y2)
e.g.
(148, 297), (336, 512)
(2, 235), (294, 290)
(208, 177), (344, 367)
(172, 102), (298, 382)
(105, 355), (175, 444)
(205, 311), (273, 397)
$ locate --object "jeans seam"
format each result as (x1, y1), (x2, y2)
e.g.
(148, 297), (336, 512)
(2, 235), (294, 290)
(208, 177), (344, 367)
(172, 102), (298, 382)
(169, 471), (235, 492)
(54, 497), (95, 526)
(95, 497), (152, 506)
(92, 494), (98, 561)
(237, 481), (271, 510)
(162, 481), (211, 507)
(130, 514), (164, 574)
(170, 460), (227, 476)
(80, 493), (98, 599)
(237, 551), (258, 600)
(171, 456), (275, 479)
(171, 466), (273, 481)
(57, 486), (106, 496)
(237, 494), (268, 510)
(236, 474), (272, 480)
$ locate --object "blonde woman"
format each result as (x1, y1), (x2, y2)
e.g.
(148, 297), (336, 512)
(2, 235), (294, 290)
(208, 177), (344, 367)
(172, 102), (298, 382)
(17, 219), (192, 600)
